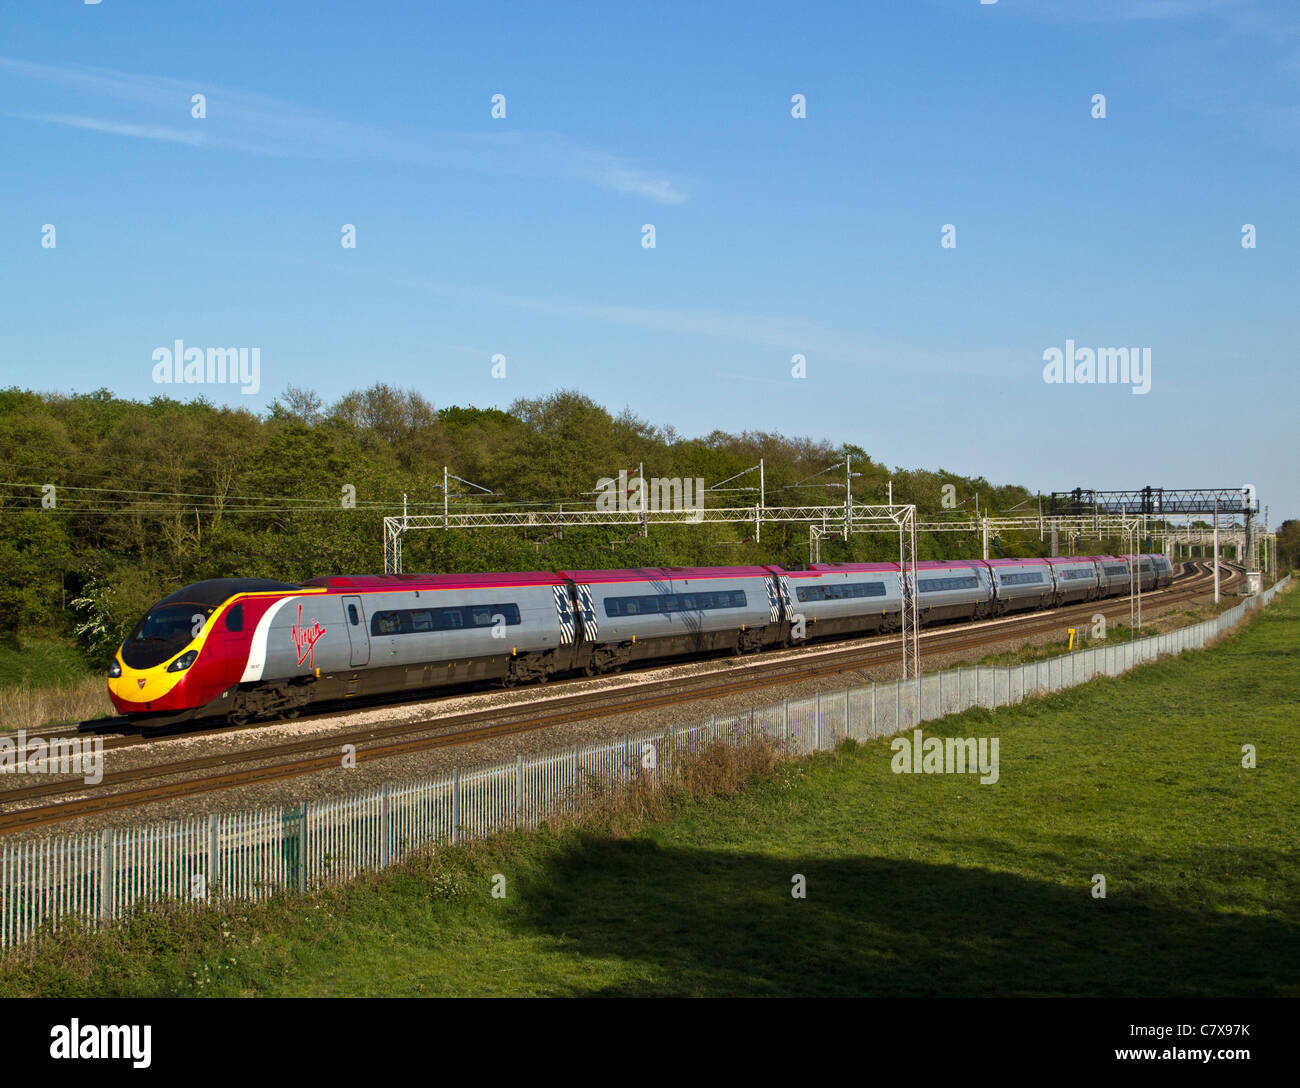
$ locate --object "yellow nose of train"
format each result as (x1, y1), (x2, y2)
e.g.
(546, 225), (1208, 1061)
(107, 653), (192, 712)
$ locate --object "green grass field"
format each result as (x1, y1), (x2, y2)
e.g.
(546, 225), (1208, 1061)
(2, 585), (1296, 997)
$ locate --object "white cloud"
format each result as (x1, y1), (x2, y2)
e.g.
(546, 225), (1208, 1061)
(0, 56), (688, 203)
(10, 111), (207, 146)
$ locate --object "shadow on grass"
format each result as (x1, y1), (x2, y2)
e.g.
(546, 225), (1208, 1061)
(511, 835), (1300, 997)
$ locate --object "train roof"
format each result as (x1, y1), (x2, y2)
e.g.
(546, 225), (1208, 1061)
(559, 566), (773, 584)
(807, 562), (900, 573)
(159, 578), (301, 607)
(299, 571), (567, 591)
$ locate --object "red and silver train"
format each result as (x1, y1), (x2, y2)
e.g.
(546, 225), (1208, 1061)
(107, 553), (1174, 725)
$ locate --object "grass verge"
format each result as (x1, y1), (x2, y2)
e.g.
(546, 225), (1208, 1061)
(0, 638), (110, 731)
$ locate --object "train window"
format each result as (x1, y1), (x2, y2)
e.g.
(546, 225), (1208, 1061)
(603, 590), (749, 617)
(795, 581), (887, 602)
(373, 611), (403, 636)
(1000, 571), (1045, 586)
(368, 602), (521, 636)
(348, 604), (360, 625)
(917, 576), (978, 593)
(224, 603), (244, 632)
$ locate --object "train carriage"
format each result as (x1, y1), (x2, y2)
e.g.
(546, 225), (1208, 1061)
(558, 566), (781, 673)
(785, 562), (904, 636)
(1117, 555), (1157, 593)
(1045, 557), (1102, 605)
(1147, 553), (1174, 588)
(108, 571), (576, 723)
(909, 560), (994, 623)
(1090, 555), (1132, 597)
(985, 558), (1054, 614)
(296, 572), (575, 693)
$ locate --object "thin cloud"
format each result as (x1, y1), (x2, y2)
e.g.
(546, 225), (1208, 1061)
(10, 111), (207, 146)
(0, 56), (688, 203)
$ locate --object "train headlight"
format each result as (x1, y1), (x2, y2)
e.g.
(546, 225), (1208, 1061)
(167, 650), (199, 673)
(108, 659), (121, 678)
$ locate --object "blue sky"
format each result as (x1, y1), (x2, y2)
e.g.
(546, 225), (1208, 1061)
(1, 0), (1296, 520)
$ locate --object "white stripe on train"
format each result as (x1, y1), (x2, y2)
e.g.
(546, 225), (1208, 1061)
(239, 596), (295, 683)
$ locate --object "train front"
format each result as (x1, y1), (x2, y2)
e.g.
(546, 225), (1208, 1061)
(107, 578), (296, 721)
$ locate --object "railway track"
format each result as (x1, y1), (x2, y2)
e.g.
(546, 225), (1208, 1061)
(0, 560), (1239, 832)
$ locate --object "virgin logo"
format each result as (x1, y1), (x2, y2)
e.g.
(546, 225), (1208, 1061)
(291, 604), (326, 667)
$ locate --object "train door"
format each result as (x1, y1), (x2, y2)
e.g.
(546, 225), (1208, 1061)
(342, 595), (370, 666)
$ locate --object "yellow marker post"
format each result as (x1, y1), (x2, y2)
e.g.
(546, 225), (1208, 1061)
(1067, 628), (1076, 651)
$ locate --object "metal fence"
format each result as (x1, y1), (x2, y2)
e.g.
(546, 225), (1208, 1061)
(1, 576), (1289, 948)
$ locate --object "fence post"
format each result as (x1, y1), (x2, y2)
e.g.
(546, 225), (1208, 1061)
(300, 806), (309, 893)
(871, 683), (877, 737)
(844, 684), (850, 741)
(99, 828), (114, 924)
(380, 783), (391, 868)
(207, 814), (219, 900)
(894, 679), (901, 735)
(783, 699), (789, 744)
(515, 754), (524, 830)
(451, 767), (460, 845)
(814, 692), (821, 750)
